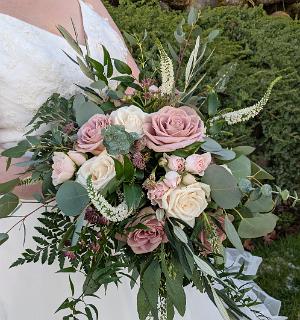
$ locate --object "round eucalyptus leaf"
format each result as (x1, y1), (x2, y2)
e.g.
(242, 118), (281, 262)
(227, 155), (251, 180)
(245, 194), (274, 213)
(238, 213), (278, 238)
(56, 181), (90, 216)
(0, 193), (19, 218)
(261, 184), (272, 197)
(202, 165), (242, 209)
(0, 233), (9, 246)
(238, 178), (253, 193)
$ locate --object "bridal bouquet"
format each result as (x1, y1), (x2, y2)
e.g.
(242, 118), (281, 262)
(0, 8), (296, 320)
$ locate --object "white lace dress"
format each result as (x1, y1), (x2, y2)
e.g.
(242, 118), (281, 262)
(0, 2), (286, 319)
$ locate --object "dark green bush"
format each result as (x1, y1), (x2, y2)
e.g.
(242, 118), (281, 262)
(104, 1), (300, 191)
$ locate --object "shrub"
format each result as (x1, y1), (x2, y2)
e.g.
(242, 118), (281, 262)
(104, 1), (300, 191)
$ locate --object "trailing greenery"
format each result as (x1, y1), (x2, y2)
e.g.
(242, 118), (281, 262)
(104, 1), (300, 191)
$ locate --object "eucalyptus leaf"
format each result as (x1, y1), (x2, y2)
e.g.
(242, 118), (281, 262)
(202, 165), (242, 209)
(238, 213), (278, 238)
(0, 193), (19, 218)
(245, 194), (274, 213)
(261, 184), (272, 197)
(56, 181), (90, 216)
(227, 155), (251, 180)
(238, 178), (253, 193)
(73, 95), (103, 127)
(233, 146), (255, 156)
(102, 125), (138, 155)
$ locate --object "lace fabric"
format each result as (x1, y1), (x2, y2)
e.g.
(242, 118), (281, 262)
(0, 0), (127, 150)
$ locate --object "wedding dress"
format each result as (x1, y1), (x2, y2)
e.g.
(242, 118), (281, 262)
(0, 1), (286, 319)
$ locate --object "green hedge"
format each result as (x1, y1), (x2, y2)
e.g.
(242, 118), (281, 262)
(104, 1), (300, 191)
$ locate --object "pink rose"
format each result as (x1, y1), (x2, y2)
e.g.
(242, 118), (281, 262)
(127, 207), (168, 254)
(165, 154), (185, 172)
(185, 153), (211, 176)
(76, 114), (111, 155)
(143, 106), (205, 152)
(163, 171), (181, 188)
(52, 152), (76, 186)
(67, 151), (87, 166)
(147, 181), (169, 207)
(199, 215), (227, 255)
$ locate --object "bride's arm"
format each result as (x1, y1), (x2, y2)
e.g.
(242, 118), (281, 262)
(0, 156), (41, 200)
(84, 0), (140, 79)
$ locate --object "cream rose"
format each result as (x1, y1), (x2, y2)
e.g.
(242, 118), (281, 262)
(161, 182), (210, 227)
(110, 105), (148, 137)
(76, 151), (116, 190)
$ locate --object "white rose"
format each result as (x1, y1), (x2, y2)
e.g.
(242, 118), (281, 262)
(110, 105), (148, 137)
(76, 151), (116, 190)
(161, 182), (210, 227)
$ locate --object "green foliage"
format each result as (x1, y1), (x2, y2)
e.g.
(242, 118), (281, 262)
(202, 165), (242, 209)
(0, 233), (9, 246)
(253, 234), (300, 319)
(104, 1), (300, 191)
(56, 181), (90, 217)
(0, 193), (19, 218)
(102, 125), (139, 155)
(11, 211), (72, 268)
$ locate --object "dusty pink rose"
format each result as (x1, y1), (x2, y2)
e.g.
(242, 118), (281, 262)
(185, 153), (211, 176)
(163, 171), (181, 188)
(199, 215), (227, 254)
(51, 152), (76, 186)
(67, 151), (87, 166)
(143, 106), (205, 152)
(76, 114), (111, 155)
(165, 154), (185, 172)
(147, 181), (169, 207)
(127, 207), (168, 254)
